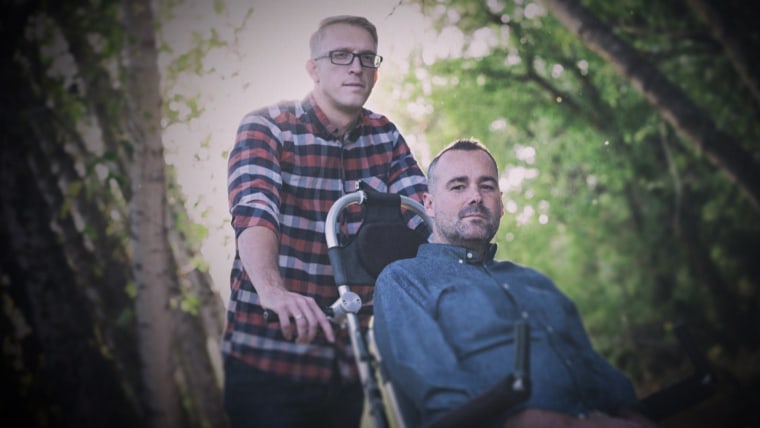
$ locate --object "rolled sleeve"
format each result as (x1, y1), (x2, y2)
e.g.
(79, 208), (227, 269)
(228, 114), (283, 237)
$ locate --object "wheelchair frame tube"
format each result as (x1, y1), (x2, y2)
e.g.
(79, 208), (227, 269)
(324, 190), (431, 428)
(325, 191), (432, 250)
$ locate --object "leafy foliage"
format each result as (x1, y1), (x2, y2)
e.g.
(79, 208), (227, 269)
(394, 0), (759, 425)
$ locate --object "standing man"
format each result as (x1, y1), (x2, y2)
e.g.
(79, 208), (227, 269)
(224, 15), (428, 428)
(373, 139), (656, 428)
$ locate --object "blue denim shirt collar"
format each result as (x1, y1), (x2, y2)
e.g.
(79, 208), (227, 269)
(418, 242), (499, 265)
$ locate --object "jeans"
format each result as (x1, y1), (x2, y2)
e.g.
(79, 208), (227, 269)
(223, 356), (364, 428)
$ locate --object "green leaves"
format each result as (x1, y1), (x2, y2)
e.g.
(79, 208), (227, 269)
(397, 0), (760, 388)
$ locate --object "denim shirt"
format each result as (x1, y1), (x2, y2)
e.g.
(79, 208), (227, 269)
(373, 243), (640, 426)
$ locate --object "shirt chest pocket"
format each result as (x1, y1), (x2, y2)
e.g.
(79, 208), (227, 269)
(518, 285), (579, 327)
(437, 283), (517, 357)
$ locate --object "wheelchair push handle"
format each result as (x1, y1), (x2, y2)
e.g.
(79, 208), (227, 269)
(261, 290), (366, 324)
(262, 307), (333, 323)
(324, 188), (432, 250)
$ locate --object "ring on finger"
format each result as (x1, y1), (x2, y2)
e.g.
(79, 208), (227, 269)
(294, 313), (304, 320)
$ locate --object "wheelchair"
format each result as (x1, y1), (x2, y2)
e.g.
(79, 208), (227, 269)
(317, 186), (717, 428)
(321, 185), (531, 428)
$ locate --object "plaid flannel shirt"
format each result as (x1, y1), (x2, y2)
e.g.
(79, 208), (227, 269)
(224, 94), (428, 383)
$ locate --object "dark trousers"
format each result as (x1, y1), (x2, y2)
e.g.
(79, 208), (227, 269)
(223, 356), (364, 428)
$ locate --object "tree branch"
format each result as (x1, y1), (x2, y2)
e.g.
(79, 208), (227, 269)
(685, 0), (760, 106)
(540, 0), (760, 211)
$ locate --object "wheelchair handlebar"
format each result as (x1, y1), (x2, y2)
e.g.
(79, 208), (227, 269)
(324, 190), (432, 249)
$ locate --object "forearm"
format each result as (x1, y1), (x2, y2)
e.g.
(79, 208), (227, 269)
(503, 408), (578, 428)
(238, 226), (285, 297)
(237, 225), (335, 343)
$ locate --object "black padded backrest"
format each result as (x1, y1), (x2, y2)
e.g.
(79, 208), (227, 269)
(329, 187), (428, 286)
(357, 222), (427, 278)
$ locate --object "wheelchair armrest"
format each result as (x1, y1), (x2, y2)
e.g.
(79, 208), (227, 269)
(426, 374), (531, 428)
(639, 322), (717, 421)
(426, 321), (531, 428)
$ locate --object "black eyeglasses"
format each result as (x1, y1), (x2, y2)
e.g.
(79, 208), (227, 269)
(314, 50), (383, 69)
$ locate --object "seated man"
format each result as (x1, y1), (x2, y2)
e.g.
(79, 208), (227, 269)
(373, 138), (656, 428)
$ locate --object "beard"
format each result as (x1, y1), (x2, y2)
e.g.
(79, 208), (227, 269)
(435, 205), (499, 246)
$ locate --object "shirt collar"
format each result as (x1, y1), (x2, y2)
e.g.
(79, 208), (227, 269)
(418, 243), (498, 265)
(305, 93), (366, 142)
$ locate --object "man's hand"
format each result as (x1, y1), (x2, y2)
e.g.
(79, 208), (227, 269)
(257, 286), (335, 344)
(238, 226), (335, 344)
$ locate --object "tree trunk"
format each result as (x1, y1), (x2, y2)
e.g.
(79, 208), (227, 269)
(539, 0), (760, 211)
(167, 178), (229, 427)
(123, 1), (181, 427)
(2, 1), (227, 426)
(1, 38), (142, 427)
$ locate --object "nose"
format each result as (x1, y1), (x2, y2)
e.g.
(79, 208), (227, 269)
(468, 186), (483, 204)
(347, 55), (363, 73)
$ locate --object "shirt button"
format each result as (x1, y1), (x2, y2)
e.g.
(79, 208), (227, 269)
(521, 311), (529, 319)
(565, 359), (572, 366)
(502, 283), (510, 290)
(466, 252), (474, 259)
(458, 259), (464, 264)
(547, 325), (554, 333)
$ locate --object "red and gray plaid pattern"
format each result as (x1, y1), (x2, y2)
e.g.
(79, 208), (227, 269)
(224, 94), (427, 383)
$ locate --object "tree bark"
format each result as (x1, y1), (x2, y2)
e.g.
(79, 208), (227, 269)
(1, 64), (143, 428)
(53, 15), (134, 200)
(123, 0), (181, 427)
(1, 3), (144, 425)
(166, 179), (228, 427)
(2, 1), (227, 426)
(539, 0), (760, 211)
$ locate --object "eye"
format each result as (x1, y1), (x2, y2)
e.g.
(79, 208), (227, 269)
(332, 51), (351, 60)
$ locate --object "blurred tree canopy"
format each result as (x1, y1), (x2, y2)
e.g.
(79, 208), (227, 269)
(388, 0), (759, 426)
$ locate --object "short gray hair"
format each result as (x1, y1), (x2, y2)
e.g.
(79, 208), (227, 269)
(309, 15), (379, 57)
(427, 138), (498, 189)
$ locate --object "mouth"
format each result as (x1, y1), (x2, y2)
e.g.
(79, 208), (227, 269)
(460, 207), (489, 220)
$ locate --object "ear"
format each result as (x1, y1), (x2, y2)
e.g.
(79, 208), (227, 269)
(373, 69), (379, 83)
(306, 59), (318, 82)
(423, 192), (434, 217)
(498, 192), (505, 217)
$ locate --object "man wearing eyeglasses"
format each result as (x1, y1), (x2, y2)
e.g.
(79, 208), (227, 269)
(224, 15), (428, 428)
